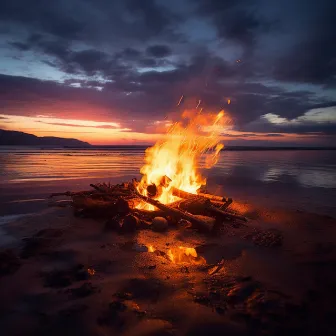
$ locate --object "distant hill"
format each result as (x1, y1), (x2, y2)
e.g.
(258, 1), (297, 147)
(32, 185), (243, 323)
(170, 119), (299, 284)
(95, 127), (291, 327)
(0, 129), (90, 147)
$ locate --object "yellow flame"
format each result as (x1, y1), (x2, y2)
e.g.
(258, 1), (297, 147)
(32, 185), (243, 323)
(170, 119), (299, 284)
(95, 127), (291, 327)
(137, 109), (229, 210)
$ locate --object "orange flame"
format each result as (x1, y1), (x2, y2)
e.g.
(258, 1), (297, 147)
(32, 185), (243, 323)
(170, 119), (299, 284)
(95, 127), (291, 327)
(137, 109), (229, 210)
(146, 244), (206, 265)
(168, 246), (205, 264)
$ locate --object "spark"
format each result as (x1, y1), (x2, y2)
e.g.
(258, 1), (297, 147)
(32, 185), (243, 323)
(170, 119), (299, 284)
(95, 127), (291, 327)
(177, 95), (184, 106)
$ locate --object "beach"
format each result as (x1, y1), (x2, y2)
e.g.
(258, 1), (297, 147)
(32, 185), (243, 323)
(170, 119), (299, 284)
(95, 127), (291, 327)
(1, 148), (336, 335)
(1, 197), (336, 335)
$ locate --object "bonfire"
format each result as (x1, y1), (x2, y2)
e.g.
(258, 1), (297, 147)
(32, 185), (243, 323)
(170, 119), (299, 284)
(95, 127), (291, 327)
(50, 108), (247, 263)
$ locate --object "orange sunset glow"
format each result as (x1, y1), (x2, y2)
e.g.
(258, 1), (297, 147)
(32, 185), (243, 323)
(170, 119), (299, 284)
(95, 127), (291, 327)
(0, 112), (323, 146)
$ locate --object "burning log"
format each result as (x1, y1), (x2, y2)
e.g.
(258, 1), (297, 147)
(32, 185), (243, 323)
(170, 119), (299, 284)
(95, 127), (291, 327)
(146, 184), (158, 197)
(171, 187), (246, 222)
(197, 192), (227, 203)
(171, 188), (199, 201)
(171, 187), (232, 205)
(205, 201), (247, 222)
(131, 187), (214, 233)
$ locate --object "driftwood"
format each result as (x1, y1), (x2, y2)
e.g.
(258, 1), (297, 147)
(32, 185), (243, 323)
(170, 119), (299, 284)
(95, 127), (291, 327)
(131, 187), (214, 233)
(49, 190), (93, 198)
(171, 187), (232, 204)
(172, 187), (246, 222)
(198, 192), (227, 203)
(49, 179), (248, 232)
(205, 201), (247, 222)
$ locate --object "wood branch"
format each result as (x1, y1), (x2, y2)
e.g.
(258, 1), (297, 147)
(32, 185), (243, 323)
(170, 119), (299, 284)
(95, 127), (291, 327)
(205, 201), (247, 222)
(220, 198), (233, 210)
(175, 199), (208, 215)
(208, 258), (225, 275)
(131, 209), (165, 219)
(167, 199), (188, 209)
(171, 187), (231, 204)
(171, 187), (199, 201)
(197, 192), (227, 203)
(89, 184), (131, 197)
(171, 191), (245, 222)
(49, 190), (93, 198)
(90, 184), (107, 193)
(131, 188), (213, 233)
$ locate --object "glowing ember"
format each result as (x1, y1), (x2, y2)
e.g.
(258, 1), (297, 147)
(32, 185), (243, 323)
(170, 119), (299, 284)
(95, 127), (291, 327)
(136, 109), (229, 210)
(146, 244), (206, 265)
(147, 245), (155, 253)
(87, 268), (95, 276)
(168, 247), (205, 265)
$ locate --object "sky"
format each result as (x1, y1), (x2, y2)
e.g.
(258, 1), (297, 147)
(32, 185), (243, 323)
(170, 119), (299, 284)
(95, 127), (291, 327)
(0, 0), (335, 146)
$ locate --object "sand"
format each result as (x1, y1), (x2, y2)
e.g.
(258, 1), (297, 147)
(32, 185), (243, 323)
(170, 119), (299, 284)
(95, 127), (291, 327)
(1, 199), (336, 336)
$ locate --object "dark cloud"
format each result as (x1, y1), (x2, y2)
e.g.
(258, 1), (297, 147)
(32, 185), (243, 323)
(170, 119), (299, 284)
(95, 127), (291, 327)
(1, 0), (336, 143)
(116, 48), (142, 60)
(1, 70), (335, 137)
(125, 0), (177, 34)
(259, 123), (336, 136)
(222, 133), (259, 137)
(196, 0), (271, 50)
(36, 121), (124, 129)
(146, 45), (172, 58)
(0, 0), (180, 44)
(9, 42), (30, 51)
(265, 133), (285, 137)
(270, 0), (336, 86)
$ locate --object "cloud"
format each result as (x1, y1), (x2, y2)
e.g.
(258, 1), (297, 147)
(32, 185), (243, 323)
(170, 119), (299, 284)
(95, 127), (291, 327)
(1, 66), (335, 137)
(0, 0), (180, 44)
(265, 133), (285, 137)
(36, 121), (129, 130)
(1, 0), (336, 145)
(247, 107), (336, 135)
(196, 0), (272, 51)
(146, 45), (172, 58)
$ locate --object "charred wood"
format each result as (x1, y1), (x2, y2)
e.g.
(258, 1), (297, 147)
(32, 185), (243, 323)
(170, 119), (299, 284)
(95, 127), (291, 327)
(131, 187), (213, 233)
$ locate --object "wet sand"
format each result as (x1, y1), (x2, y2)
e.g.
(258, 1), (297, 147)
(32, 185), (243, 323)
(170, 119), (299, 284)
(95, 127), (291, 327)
(1, 199), (336, 336)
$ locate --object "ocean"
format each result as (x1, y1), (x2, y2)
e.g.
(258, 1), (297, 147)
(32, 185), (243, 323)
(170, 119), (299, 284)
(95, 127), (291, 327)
(1, 146), (336, 217)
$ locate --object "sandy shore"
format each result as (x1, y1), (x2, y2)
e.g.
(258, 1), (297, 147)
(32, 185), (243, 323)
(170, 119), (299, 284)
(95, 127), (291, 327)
(1, 199), (336, 335)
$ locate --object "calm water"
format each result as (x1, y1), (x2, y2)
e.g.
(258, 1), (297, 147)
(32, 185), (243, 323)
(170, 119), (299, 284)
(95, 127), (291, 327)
(0, 147), (335, 217)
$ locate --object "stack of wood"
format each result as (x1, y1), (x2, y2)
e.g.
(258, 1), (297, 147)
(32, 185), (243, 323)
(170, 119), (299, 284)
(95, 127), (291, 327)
(50, 177), (247, 234)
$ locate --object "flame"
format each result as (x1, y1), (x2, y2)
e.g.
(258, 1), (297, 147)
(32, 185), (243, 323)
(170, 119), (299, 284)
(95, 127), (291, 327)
(137, 109), (229, 210)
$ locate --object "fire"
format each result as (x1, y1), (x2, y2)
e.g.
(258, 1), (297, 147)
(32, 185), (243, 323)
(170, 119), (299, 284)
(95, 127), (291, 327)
(136, 109), (229, 210)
